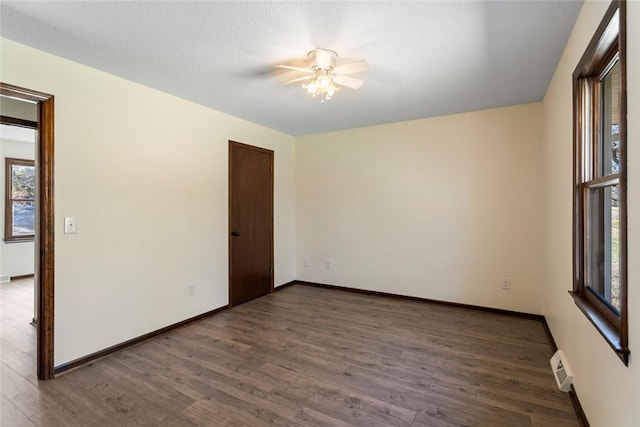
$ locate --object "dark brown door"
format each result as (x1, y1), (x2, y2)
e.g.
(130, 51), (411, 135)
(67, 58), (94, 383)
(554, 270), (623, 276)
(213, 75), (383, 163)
(229, 141), (274, 307)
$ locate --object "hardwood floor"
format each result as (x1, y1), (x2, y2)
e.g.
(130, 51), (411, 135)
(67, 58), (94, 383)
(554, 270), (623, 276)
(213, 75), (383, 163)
(1, 278), (38, 426)
(0, 278), (36, 374)
(1, 283), (579, 426)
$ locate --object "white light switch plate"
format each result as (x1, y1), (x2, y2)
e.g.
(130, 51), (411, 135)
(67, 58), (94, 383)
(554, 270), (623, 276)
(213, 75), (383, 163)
(64, 217), (78, 234)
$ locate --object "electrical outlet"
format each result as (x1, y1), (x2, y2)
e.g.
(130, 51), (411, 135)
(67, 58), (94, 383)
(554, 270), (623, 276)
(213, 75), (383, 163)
(188, 283), (196, 296)
(303, 257), (310, 267)
(501, 277), (512, 290)
(325, 259), (332, 270)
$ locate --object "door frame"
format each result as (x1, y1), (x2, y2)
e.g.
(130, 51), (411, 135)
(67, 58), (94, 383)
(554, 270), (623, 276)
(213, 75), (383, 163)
(1, 82), (55, 380)
(228, 140), (274, 307)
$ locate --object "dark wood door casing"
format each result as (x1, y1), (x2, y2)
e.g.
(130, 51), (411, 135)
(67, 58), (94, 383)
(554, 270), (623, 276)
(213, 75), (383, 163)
(228, 141), (274, 307)
(0, 82), (55, 380)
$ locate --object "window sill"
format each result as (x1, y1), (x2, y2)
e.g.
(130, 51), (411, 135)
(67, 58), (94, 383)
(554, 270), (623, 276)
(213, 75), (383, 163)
(569, 291), (629, 365)
(3, 237), (34, 244)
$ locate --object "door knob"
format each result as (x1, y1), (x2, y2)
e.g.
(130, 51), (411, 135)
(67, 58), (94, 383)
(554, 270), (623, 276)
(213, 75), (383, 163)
(231, 231), (240, 237)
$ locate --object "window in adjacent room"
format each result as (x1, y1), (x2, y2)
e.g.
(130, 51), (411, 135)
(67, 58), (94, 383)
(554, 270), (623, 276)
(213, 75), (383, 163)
(4, 157), (36, 242)
(572, 0), (628, 365)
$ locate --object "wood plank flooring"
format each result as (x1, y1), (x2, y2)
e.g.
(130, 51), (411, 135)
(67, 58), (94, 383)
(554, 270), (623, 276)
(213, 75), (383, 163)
(1, 282), (579, 426)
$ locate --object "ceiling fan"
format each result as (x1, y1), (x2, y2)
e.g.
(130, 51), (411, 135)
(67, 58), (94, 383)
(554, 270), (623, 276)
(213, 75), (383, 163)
(275, 48), (369, 102)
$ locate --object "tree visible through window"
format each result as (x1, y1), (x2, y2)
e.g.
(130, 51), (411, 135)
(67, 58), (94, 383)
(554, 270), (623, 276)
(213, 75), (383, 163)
(4, 158), (35, 241)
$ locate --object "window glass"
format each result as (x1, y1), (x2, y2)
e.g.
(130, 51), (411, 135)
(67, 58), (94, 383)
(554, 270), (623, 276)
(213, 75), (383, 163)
(12, 201), (36, 236)
(4, 158), (36, 240)
(600, 60), (620, 177)
(586, 184), (620, 313)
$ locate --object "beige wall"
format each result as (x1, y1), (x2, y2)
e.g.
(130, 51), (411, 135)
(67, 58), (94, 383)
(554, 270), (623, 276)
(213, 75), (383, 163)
(0, 137), (36, 279)
(296, 103), (544, 314)
(542, 1), (640, 425)
(0, 39), (296, 365)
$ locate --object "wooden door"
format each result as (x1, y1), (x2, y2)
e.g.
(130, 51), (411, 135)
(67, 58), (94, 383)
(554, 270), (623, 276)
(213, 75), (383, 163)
(229, 141), (274, 307)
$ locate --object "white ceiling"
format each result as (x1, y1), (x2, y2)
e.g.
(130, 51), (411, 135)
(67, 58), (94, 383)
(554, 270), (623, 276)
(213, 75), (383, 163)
(0, 1), (583, 136)
(0, 124), (36, 143)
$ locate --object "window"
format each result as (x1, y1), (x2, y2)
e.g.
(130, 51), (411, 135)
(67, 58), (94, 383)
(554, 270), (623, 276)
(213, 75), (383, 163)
(4, 157), (36, 242)
(572, 0), (628, 365)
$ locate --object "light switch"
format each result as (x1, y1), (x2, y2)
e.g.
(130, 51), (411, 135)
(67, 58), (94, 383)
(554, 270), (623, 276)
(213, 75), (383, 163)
(64, 217), (78, 234)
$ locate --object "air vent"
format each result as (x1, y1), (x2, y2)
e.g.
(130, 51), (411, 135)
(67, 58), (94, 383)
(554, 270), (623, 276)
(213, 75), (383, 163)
(550, 350), (573, 392)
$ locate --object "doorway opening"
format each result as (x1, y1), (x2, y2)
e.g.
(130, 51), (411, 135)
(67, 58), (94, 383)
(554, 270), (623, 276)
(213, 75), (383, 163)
(1, 107), (37, 381)
(1, 82), (55, 380)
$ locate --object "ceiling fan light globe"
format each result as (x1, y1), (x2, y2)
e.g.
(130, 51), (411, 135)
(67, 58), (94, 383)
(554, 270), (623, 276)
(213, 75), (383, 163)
(306, 82), (317, 93)
(318, 76), (331, 89)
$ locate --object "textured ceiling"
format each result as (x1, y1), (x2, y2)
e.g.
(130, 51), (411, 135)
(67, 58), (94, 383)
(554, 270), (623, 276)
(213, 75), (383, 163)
(0, 1), (582, 136)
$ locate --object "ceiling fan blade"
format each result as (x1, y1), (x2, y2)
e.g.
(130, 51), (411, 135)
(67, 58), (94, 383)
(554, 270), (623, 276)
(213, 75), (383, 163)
(275, 64), (313, 73)
(333, 75), (364, 90)
(335, 59), (369, 75)
(281, 75), (314, 85)
(315, 49), (334, 69)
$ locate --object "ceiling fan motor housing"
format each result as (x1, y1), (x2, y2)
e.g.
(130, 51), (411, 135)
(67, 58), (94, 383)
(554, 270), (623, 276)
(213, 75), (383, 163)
(307, 48), (337, 71)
